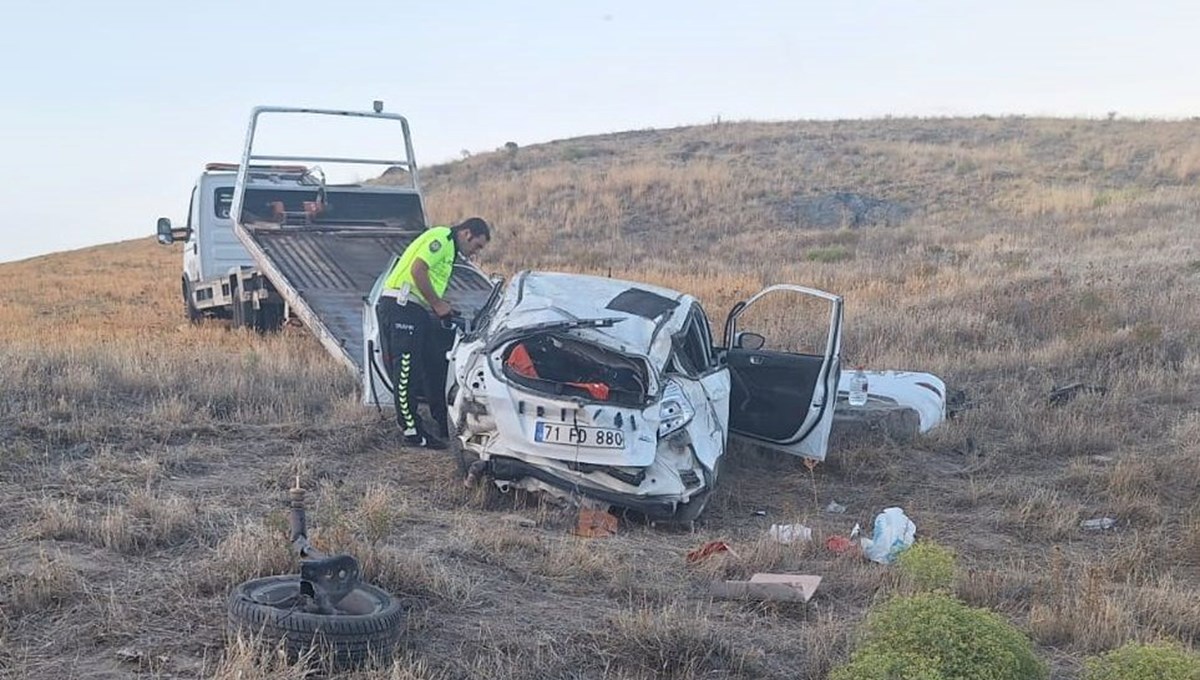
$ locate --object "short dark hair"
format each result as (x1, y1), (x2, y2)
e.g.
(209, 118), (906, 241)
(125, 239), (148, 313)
(453, 217), (491, 240)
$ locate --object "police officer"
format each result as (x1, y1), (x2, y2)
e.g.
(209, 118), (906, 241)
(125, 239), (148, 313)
(376, 218), (491, 448)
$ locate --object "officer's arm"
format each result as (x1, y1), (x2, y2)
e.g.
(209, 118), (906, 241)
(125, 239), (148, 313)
(410, 259), (447, 312)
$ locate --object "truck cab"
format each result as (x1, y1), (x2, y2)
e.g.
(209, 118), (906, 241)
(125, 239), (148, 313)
(158, 103), (491, 379)
(157, 163), (296, 329)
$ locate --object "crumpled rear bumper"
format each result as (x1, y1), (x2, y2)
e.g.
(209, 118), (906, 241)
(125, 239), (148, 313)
(483, 455), (703, 520)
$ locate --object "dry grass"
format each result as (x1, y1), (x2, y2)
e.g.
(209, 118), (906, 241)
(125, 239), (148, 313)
(1, 116), (1198, 678)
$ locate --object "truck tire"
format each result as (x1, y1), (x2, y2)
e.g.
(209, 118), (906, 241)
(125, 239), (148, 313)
(230, 278), (252, 330)
(253, 302), (285, 333)
(227, 574), (403, 669)
(183, 278), (202, 324)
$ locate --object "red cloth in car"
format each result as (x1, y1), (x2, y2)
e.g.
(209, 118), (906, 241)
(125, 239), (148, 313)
(506, 343), (539, 378)
(566, 382), (610, 401)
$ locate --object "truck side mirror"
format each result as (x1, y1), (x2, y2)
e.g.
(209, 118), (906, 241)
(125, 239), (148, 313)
(156, 217), (175, 245)
(157, 217), (191, 245)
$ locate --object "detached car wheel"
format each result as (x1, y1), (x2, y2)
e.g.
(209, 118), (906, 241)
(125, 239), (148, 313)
(227, 574), (403, 669)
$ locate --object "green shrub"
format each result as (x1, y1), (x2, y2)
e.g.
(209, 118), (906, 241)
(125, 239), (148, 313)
(896, 540), (957, 593)
(831, 593), (1047, 680)
(1083, 641), (1200, 680)
(805, 245), (854, 263)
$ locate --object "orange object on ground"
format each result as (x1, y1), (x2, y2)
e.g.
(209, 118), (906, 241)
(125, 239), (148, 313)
(506, 343), (539, 378)
(687, 540), (739, 563)
(573, 508), (618, 538)
(566, 381), (610, 401)
(826, 535), (854, 554)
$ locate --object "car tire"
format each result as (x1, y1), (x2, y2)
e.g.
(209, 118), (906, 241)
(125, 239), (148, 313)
(673, 491), (711, 525)
(673, 453), (723, 525)
(227, 574), (403, 669)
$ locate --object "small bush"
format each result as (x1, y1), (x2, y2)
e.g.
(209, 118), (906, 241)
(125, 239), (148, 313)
(831, 593), (1047, 680)
(1083, 641), (1200, 680)
(896, 540), (957, 593)
(805, 245), (854, 263)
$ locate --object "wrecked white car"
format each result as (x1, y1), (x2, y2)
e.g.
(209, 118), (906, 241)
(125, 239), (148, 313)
(364, 269), (947, 522)
(442, 271), (865, 522)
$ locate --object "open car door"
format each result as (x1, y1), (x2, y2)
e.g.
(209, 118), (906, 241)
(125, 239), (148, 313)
(723, 285), (843, 461)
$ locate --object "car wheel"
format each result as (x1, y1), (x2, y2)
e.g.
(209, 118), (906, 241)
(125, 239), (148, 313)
(673, 490), (711, 525)
(673, 454), (722, 525)
(227, 574), (403, 669)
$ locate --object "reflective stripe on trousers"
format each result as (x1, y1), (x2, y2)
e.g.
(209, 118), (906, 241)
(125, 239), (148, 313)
(396, 352), (415, 429)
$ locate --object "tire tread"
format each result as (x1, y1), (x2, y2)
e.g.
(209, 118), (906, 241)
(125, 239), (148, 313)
(227, 575), (403, 668)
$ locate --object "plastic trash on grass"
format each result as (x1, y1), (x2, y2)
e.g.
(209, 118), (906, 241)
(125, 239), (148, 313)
(859, 507), (916, 564)
(768, 524), (813, 544)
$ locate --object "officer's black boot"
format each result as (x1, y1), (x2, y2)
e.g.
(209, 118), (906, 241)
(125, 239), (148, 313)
(404, 426), (447, 450)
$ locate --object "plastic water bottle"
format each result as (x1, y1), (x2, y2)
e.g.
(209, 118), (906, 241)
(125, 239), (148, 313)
(848, 366), (869, 406)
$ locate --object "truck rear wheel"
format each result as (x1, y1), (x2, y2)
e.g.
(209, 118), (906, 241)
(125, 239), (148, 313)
(231, 276), (284, 333)
(230, 277), (259, 331)
(253, 302), (285, 333)
(230, 278), (246, 329)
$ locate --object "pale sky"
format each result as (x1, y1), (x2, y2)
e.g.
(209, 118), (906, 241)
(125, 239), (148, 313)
(1, 0), (1198, 263)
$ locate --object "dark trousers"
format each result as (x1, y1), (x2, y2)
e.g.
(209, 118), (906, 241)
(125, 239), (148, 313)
(375, 299), (453, 436)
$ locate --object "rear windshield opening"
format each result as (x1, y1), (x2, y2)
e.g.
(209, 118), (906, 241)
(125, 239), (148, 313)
(240, 188), (425, 228)
(501, 334), (648, 406)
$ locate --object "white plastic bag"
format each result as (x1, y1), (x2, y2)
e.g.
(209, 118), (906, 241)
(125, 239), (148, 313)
(859, 507), (915, 564)
(768, 524), (813, 544)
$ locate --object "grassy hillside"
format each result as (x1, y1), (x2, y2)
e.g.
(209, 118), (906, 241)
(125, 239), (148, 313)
(2, 117), (1199, 679)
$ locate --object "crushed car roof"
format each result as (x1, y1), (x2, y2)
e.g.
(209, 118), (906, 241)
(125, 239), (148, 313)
(491, 271), (694, 366)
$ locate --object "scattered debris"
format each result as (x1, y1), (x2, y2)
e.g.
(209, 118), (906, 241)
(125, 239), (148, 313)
(860, 507), (915, 564)
(1049, 382), (1107, 405)
(116, 647), (169, 669)
(769, 524), (813, 544)
(573, 508), (618, 538)
(710, 573), (822, 602)
(825, 500), (847, 514)
(687, 540), (739, 563)
(1080, 517), (1117, 531)
(946, 388), (972, 418)
(500, 514), (537, 528)
(825, 535), (855, 554)
(753, 510), (768, 517)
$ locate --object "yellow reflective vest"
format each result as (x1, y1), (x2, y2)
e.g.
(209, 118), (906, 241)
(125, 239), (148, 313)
(383, 226), (456, 305)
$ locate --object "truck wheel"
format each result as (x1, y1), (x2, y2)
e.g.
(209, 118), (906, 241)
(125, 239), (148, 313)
(227, 574), (403, 669)
(182, 279), (202, 324)
(253, 302), (285, 333)
(230, 278), (251, 330)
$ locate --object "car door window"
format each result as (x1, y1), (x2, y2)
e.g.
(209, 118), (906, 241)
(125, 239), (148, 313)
(674, 307), (715, 377)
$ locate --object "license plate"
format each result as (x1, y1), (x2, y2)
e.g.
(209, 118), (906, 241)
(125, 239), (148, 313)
(534, 422), (625, 449)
